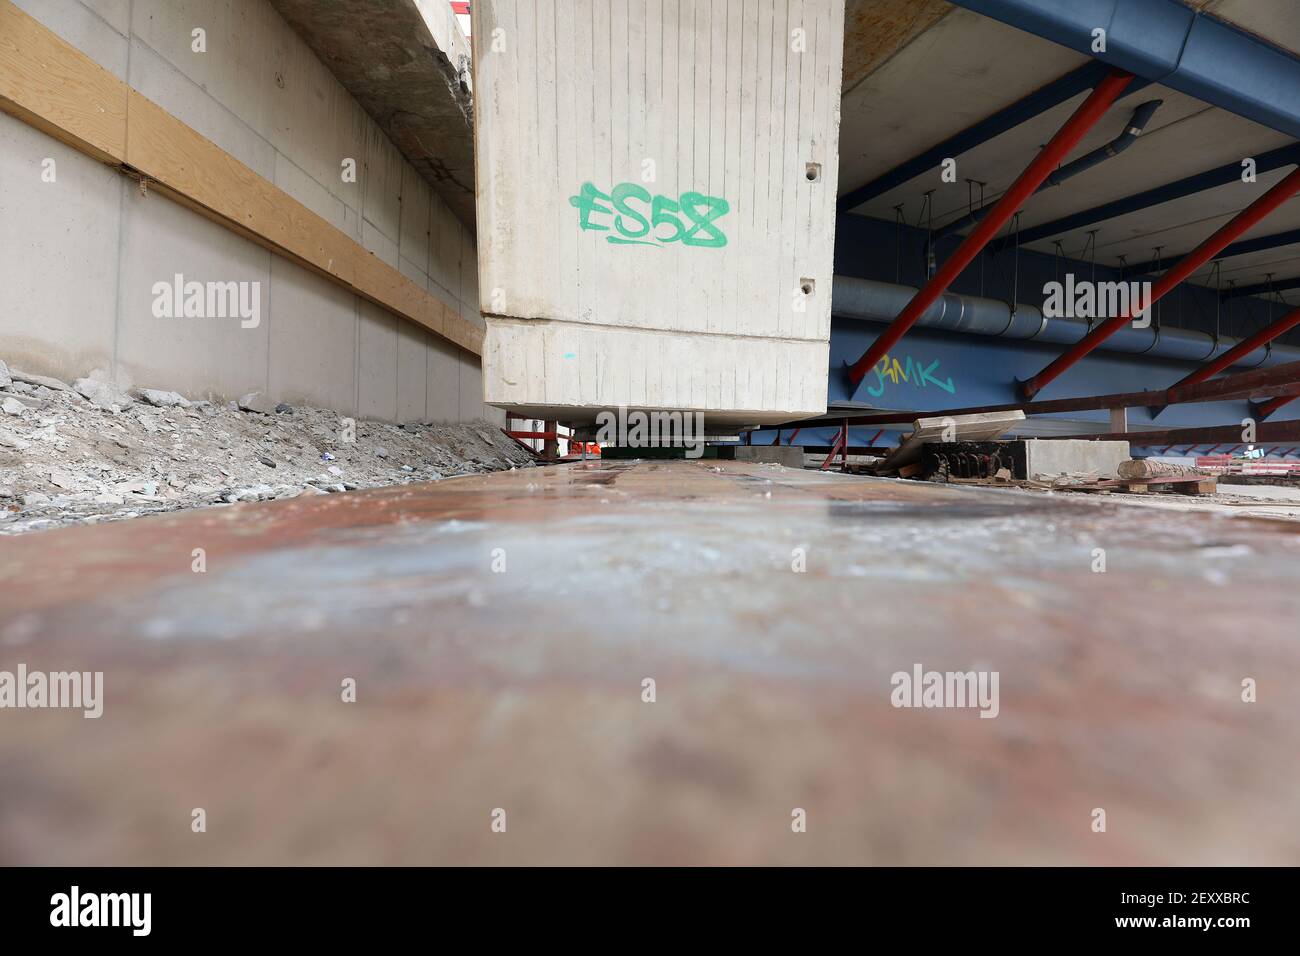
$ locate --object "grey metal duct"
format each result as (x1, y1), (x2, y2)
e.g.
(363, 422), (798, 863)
(831, 275), (1300, 369)
(935, 99), (1163, 240)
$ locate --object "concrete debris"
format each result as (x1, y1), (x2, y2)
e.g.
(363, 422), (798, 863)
(0, 362), (533, 535)
(275, 402), (294, 414)
(72, 376), (134, 411)
(48, 470), (81, 491)
(0, 359), (10, 389)
(137, 388), (190, 408)
(222, 485), (274, 503)
(9, 368), (72, 392)
(0, 429), (31, 450)
(237, 391), (279, 415)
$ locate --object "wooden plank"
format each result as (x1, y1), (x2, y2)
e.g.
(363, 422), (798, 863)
(1120, 478), (1218, 496)
(1077, 473), (1220, 496)
(0, 0), (127, 163)
(0, 0), (480, 357)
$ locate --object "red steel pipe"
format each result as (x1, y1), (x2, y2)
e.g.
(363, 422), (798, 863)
(845, 69), (1136, 388)
(1022, 162), (1300, 399)
(1167, 305), (1300, 392)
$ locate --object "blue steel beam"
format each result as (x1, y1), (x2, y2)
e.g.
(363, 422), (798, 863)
(949, 0), (1300, 140)
(993, 142), (1300, 251)
(1124, 227), (1300, 277)
(1221, 275), (1300, 300)
(836, 60), (1115, 214)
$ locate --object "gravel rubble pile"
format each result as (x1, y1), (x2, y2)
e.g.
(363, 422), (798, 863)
(0, 359), (534, 535)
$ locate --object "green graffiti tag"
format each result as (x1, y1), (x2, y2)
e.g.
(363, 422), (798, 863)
(865, 353), (956, 398)
(569, 182), (730, 248)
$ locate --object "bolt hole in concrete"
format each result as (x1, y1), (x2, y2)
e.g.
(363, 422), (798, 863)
(805, 162), (822, 182)
(801, 278), (815, 296)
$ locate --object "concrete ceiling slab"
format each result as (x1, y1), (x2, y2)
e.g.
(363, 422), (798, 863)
(268, 0), (477, 229)
(1190, 247), (1300, 291)
(1202, 0), (1300, 60)
(841, 0), (954, 95)
(1086, 184), (1300, 265)
(838, 7), (1087, 198)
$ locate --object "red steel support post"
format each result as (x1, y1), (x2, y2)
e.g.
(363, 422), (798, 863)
(1022, 163), (1300, 399)
(845, 69), (1135, 389)
(1256, 393), (1299, 419)
(820, 424), (847, 471)
(1167, 305), (1300, 392)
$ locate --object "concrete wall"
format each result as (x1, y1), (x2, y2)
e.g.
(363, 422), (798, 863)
(0, 0), (499, 424)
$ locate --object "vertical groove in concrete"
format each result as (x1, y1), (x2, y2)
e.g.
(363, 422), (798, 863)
(109, 0), (136, 387)
(394, 165), (404, 419)
(264, 250), (273, 396)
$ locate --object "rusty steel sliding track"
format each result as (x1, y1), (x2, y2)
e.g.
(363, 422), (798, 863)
(787, 357), (1300, 430)
(2, 460), (1300, 864)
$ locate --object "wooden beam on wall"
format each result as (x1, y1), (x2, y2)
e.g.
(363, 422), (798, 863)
(0, 0), (127, 162)
(0, 0), (483, 357)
